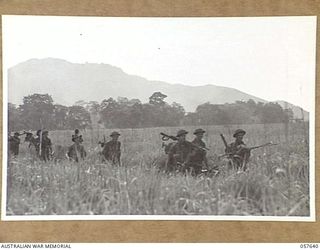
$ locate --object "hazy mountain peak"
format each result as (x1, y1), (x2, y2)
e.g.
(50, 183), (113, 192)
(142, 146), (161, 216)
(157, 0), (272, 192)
(8, 58), (306, 119)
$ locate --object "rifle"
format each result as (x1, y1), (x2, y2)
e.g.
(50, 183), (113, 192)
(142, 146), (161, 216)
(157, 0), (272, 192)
(98, 135), (106, 147)
(160, 132), (178, 141)
(39, 131), (43, 157)
(17, 131), (27, 136)
(219, 141), (278, 158)
(220, 133), (231, 153)
(160, 132), (209, 151)
(219, 133), (277, 157)
(249, 142), (278, 150)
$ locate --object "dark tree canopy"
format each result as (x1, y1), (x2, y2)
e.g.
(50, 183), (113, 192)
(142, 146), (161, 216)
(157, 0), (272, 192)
(149, 92), (167, 106)
(19, 94), (55, 130)
(8, 94), (295, 131)
(9, 93), (92, 131)
(67, 105), (92, 129)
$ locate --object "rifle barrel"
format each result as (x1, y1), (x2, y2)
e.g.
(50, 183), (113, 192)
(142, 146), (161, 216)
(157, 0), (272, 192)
(160, 132), (178, 141)
(250, 143), (278, 150)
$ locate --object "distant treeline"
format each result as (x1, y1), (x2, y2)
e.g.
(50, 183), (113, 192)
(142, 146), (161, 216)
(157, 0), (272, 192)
(8, 92), (293, 131)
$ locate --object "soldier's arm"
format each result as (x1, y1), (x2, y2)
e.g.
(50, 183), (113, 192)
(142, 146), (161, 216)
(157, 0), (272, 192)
(166, 144), (176, 164)
(48, 139), (53, 153)
(117, 142), (121, 160)
(102, 142), (109, 155)
(202, 142), (209, 167)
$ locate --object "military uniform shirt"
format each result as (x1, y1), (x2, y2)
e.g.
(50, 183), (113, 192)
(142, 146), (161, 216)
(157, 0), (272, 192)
(168, 141), (194, 164)
(229, 140), (246, 156)
(68, 143), (86, 162)
(102, 141), (121, 164)
(40, 137), (52, 161)
(9, 136), (20, 155)
(189, 138), (207, 164)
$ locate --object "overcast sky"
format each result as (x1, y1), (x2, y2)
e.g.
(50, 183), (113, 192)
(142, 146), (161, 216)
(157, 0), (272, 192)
(3, 15), (316, 111)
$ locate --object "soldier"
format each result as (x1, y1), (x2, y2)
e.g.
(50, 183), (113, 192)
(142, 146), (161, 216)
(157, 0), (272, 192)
(102, 131), (121, 165)
(40, 130), (52, 161)
(8, 132), (21, 156)
(227, 129), (250, 170)
(23, 131), (40, 161)
(188, 128), (209, 175)
(35, 130), (42, 153)
(72, 129), (83, 144)
(167, 129), (194, 173)
(67, 135), (86, 162)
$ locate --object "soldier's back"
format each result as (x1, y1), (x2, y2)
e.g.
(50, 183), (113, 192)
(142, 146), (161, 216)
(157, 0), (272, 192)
(103, 140), (120, 151)
(9, 137), (20, 155)
(102, 140), (121, 163)
(169, 141), (193, 163)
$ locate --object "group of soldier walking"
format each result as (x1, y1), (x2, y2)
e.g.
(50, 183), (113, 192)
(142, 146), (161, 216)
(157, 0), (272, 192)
(8, 128), (122, 164)
(9, 130), (52, 161)
(164, 128), (250, 175)
(8, 126), (251, 174)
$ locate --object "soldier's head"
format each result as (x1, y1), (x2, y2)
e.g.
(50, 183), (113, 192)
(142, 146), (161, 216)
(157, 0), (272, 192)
(176, 129), (188, 142)
(110, 131), (120, 141)
(193, 128), (205, 139)
(42, 130), (49, 138)
(36, 130), (42, 137)
(233, 129), (246, 141)
(25, 132), (33, 142)
(14, 132), (19, 138)
(75, 129), (79, 135)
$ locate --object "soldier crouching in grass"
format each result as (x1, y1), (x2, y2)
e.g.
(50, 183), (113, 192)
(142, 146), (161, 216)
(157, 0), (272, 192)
(40, 130), (53, 162)
(166, 129), (194, 174)
(188, 128), (209, 175)
(102, 131), (121, 165)
(67, 134), (86, 162)
(227, 129), (251, 171)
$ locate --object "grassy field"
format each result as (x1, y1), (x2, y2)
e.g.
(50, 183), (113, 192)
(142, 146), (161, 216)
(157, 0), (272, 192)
(6, 123), (310, 216)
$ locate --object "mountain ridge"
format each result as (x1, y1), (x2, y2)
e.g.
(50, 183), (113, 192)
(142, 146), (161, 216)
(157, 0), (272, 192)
(8, 58), (308, 120)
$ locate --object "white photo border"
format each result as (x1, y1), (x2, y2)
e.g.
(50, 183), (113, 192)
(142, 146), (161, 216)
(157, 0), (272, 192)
(1, 15), (316, 222)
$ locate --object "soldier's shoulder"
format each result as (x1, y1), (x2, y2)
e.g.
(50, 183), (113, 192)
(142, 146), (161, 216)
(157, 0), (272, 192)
(168, 142), (179, 150)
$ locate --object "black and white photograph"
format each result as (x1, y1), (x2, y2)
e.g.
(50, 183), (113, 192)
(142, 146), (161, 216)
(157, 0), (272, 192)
(2, 15), (316, 220)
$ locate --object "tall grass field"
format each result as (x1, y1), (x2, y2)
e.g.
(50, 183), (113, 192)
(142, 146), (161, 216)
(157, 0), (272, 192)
(6, 123), (310, 216)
